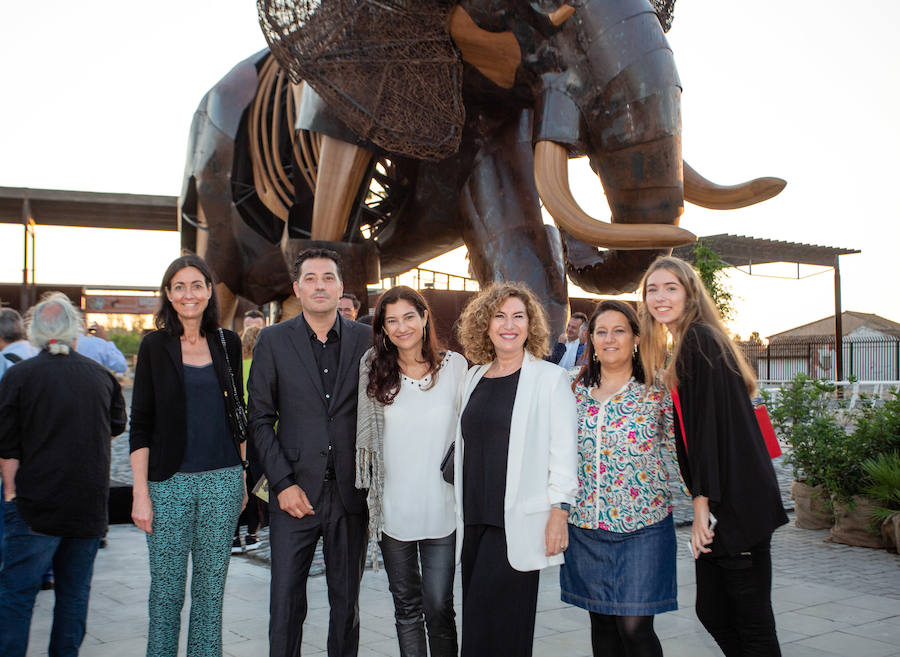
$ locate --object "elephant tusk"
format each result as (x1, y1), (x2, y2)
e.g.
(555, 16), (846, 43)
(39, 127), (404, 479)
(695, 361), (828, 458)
(534, 141), (696, 250)
(548, 5), (576, 26)
(683, 161), (786, 210)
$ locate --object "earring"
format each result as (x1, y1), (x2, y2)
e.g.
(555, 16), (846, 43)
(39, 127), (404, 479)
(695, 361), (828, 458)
(633, 345), (639, 356)
(592, 350), (599, 362)
(383, 334), (392, 351)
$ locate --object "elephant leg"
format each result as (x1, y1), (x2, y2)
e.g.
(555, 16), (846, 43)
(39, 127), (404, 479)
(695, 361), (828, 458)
(458, 111), (568, 339)
(216, 283), (239, 330)
(311, 135), (373, 241)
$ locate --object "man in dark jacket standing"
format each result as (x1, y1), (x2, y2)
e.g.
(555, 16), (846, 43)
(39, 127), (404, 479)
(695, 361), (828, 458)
(249, 248), (371, 657)
(0, 294), (127, 657)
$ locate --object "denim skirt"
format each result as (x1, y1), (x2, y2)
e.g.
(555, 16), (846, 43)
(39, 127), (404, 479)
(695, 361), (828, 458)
(559, 513), (677, 615)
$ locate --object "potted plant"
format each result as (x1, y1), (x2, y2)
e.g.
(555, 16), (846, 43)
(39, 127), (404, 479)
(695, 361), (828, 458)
(769, 374), (836, 529)
(862, 452), (900, 552)
(826, 390), (900, 548)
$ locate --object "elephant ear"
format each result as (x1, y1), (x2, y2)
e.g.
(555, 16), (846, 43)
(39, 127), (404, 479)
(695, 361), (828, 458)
(649, 0), (676, 32)
(257, 0), (464, 161)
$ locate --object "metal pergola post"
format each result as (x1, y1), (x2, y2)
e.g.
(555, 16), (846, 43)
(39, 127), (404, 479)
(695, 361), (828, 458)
(834, 254), (843, 382)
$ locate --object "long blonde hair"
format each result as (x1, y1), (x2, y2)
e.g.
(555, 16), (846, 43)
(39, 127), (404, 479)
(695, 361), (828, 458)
(638, 256), (757, 396)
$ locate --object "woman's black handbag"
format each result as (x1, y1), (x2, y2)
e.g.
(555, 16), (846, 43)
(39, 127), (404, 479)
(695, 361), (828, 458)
(217, 329), (249, 464)
(440, 442), (454, 484)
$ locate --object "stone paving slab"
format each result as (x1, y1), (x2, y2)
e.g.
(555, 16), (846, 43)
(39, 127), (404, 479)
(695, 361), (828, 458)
(21, 517), (900, 657)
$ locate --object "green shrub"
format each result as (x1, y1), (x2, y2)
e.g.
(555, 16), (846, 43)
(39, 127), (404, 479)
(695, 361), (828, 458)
(862, 452), (900, 524)
(108, 331), (142, 357)
(770, 373), (838, 481)
(769, 376), (899, 506)
(808, 388), (899, 506)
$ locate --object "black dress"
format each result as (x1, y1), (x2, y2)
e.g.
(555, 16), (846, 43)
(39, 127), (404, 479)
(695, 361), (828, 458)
(460, 370), (540, 657)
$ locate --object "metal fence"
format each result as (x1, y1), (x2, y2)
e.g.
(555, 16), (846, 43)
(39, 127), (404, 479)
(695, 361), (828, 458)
(737, 336), (900, 383)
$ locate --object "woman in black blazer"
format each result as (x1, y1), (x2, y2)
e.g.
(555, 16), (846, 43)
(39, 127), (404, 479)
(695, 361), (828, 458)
(130, 254), (247, 657)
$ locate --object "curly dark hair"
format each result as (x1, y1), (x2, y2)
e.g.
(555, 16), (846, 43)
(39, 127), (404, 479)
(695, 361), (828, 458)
(366, 286), (443, 405)
(155, 254), (219, 337)
(575, 300), (644, 389)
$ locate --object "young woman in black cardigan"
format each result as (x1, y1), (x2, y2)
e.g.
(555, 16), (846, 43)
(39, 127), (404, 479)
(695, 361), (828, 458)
(639, 256), (787, 657)
(130, 254), (247, 657)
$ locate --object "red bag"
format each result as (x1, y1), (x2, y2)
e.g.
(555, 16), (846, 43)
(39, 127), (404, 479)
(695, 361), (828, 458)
(754, 404), (782, 459)
(671, 389), (781, 459)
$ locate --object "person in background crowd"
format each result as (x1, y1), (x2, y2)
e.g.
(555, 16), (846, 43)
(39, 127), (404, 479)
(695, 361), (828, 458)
(455, 281), (577, 657)
(548, 312), (588, 369)
(243, 309), (266, 330)
(233, 324), (264, 554)
(248, 248), (371, 657)
(0, 294), (126, 657)
(0, 308), (40, 569)
(130, 254), (247, 657)
(76, 321), (128, 374)
(356, 286), (466, 657)
(561, 300), (682, 657)
(0, 308), (39, 378)
(641, 255), (787, 657)
(339, 293), (361, 321)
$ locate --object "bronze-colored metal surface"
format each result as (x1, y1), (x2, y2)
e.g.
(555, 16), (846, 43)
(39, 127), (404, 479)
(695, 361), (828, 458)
(181, 0), (784, 331)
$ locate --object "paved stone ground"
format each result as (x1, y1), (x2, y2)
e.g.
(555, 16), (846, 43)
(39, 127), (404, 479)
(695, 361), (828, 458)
(24, 519), (900, 657)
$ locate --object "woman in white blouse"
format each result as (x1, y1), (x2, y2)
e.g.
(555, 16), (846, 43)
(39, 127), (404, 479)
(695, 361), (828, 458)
(356, 286), (467, 657)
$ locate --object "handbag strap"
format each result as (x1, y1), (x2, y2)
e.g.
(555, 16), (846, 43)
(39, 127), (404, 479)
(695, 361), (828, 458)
(217, 329), (248, 459)
(671, 387), (688, 454)
(217, 329), (241, 400)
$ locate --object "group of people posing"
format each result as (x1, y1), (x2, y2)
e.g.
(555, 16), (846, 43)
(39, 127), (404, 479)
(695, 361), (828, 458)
(0, 246), (787, 657)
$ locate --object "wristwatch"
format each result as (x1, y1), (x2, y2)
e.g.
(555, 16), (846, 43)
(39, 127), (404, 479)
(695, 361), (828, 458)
(551, 502), (571, 512)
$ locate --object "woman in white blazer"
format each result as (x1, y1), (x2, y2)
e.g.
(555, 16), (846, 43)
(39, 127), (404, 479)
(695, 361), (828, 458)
(454, 282), (578, 657)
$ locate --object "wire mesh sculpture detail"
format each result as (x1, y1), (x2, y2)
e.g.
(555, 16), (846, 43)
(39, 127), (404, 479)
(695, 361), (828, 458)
(258, 0), (464, 161)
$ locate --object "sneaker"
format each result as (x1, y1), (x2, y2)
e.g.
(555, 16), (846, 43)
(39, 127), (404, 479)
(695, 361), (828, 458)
(231, 537), (243, 554)
(244, 534), (260, 551)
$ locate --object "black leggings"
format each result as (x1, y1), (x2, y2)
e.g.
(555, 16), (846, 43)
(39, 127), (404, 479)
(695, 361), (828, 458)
(589, 613), (662, 657)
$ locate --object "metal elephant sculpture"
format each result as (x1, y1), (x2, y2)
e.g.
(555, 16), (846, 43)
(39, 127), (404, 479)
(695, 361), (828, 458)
(180, 0), (785, 334)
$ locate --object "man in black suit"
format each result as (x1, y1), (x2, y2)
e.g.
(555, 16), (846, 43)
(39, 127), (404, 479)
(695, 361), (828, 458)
(248, 248), (371, 657)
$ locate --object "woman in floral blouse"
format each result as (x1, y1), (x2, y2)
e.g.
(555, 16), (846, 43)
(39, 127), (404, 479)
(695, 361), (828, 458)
(559, 300), (682, 657)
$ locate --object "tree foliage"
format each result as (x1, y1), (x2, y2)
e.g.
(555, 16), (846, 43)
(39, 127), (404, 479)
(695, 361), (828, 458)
(692, 241), (735, 322)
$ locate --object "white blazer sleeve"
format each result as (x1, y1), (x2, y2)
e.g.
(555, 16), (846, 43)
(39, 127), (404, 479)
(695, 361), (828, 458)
(546, 367), (578, 506)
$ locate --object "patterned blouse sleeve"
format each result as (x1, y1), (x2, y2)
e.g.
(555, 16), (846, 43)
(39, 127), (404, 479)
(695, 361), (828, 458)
(658, 386), (690, 498)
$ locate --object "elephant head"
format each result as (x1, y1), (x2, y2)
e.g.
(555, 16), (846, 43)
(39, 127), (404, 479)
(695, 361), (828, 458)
(450, 0), (785, 292)
(256, 0), (785, 296)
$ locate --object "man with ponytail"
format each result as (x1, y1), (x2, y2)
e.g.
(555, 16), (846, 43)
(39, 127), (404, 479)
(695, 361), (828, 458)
(0, 293), (127, 656)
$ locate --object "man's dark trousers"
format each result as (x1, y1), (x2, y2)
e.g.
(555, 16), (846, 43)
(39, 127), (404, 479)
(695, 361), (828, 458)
(269, 480), (367, 657)
(0, 502), (100, 657)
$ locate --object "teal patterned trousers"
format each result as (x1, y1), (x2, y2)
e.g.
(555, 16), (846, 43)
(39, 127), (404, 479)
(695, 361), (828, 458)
(146, 466), (244, 657)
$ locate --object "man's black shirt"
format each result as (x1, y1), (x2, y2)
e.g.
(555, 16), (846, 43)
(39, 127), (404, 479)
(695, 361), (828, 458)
(300, 313), (341, 475)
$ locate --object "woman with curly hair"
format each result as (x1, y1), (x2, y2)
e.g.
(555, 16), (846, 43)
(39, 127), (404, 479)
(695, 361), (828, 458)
(454, 282), (577, 657)
(355, 286), (466, 657)
(560, 300), (682, 657)
(641, 255), (786, 656)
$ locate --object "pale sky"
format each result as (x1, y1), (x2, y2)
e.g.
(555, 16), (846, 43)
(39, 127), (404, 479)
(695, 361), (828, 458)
(1, 1), (898, 339)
